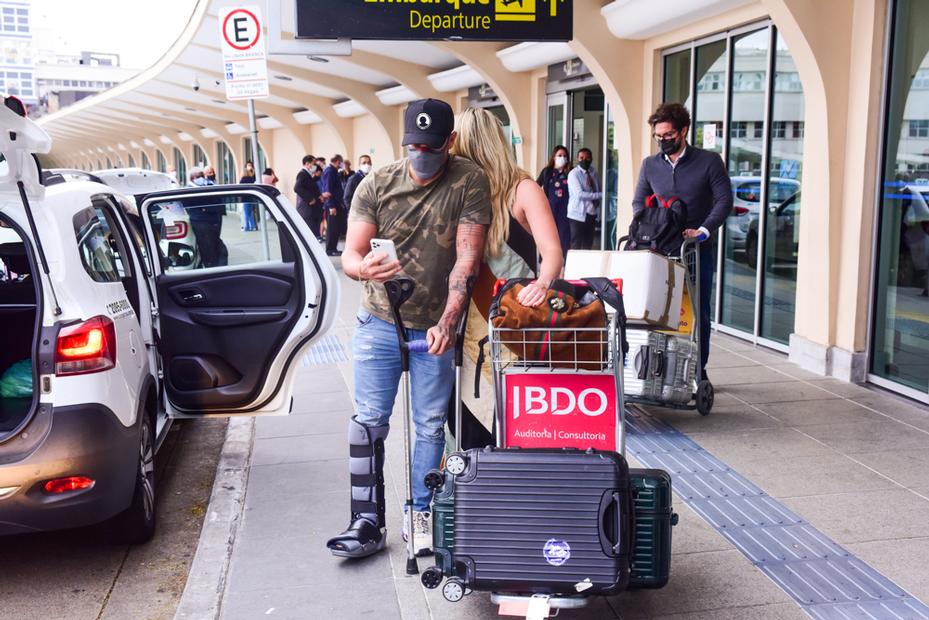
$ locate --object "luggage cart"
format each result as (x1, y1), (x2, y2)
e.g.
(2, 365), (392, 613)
(617, 237), (714, 416)
(487, 281), (628, 455)
(423, 279), (678, 615)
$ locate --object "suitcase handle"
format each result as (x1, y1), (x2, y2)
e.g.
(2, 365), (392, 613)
(634, 347), (649, 381)
(597, 491), (624, 557)
(652, 350), (666, 376)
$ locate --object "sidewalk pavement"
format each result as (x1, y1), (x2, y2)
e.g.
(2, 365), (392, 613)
(213, 270), (929, 619)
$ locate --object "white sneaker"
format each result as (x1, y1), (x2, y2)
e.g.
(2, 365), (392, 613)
(401, 510), (432, 556)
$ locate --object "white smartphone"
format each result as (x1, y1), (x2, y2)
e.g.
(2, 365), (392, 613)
(370, 238), (399, 263)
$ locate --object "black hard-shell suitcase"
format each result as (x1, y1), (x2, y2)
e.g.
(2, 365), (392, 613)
(442, 446), (634, 596)
(429, 467), (677, 592)
(629, 469), (677, 589)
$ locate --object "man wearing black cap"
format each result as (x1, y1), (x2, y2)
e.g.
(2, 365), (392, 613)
(327, 99), (491, 559)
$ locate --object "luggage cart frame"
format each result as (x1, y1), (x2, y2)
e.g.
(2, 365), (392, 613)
(487, 290), (628, 456)
(618, 237), (715, 416)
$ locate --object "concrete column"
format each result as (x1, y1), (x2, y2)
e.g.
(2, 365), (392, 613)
(763, 0), (887, 381)
(570, 0), (647, 241)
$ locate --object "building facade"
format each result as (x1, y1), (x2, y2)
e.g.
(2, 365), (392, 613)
(35, 0), (929, 404)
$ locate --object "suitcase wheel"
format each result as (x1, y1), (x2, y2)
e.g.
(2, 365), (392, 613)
(695, 380), (714, 416)
(442, 578), (466, 603)
(445, 454), (467, 476)
(423, 469), (445, 491)
(421, 566), (444, 589)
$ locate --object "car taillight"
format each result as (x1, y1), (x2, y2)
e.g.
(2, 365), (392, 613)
(55, 316), (116, 376)
(164, 221), (188, 240)
(43, 476), (95, 494)
(733, 206), (749, 216)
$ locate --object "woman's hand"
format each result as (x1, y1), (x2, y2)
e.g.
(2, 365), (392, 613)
(517, 280), (549, 307)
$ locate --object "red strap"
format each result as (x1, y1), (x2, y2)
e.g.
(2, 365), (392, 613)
(646, 194), (656, 208)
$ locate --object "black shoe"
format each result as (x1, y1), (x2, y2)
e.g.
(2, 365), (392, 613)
(327, 250), (343, 257)
(327, 518), (386, 558)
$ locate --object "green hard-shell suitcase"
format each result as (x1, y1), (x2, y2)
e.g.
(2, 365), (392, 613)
(629, 468), (678, 589)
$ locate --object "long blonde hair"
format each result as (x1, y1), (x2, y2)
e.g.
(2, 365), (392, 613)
(452, 107), (530, 258)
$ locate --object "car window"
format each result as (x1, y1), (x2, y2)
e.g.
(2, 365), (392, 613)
(769, 182), (799, 204)
(734, 180), (761, 203)
(73, 206), (122, 283)
(145, 192), (283, 273)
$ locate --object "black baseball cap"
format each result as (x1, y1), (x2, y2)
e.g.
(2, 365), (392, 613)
(402, 98), (454, 149)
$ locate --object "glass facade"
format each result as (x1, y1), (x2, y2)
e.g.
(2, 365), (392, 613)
(663, 23), (805, 347)
(242, 137), (267, 176)
(173, 147), (186, 185)
(156, 150), (167, 173)
(141, 151), (151, 170)
(192, 143), (207, 168)
(871, 0), (929, 397)
(216, 140), (236, 184)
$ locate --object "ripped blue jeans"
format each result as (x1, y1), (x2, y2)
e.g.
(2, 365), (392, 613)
(352, 308), (454, 511)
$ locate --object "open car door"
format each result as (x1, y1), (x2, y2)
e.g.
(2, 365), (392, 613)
(138, 185), (339, 418)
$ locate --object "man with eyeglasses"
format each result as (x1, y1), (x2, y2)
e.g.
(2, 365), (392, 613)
(633, 102), (732, 378)
(327, 98), (490, 560)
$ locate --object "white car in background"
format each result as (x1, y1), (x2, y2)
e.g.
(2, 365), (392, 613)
(47, 168), (200, 270)
(0, 98), (338, 542)
(725, 176), (800, 264)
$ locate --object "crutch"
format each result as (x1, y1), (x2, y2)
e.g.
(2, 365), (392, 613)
(384, 277), (429, 576)
(451, 276), (476, 452)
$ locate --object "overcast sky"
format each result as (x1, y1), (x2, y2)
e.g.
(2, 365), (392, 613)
(33, 0), (195, 69)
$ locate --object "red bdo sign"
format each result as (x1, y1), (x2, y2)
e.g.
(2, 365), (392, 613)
(504, 373), (617, 451)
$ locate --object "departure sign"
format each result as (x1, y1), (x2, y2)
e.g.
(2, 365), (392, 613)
(294, 0), (573, 41)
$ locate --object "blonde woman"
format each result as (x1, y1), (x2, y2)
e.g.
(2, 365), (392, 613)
(449, 107), (563, 447)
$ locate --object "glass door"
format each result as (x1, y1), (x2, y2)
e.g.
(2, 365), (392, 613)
(720, 29), (769, 334)
(545, 93), (568, 160)
(603, 104), (619, 249)
(870, 0), (929, 401)
(570, 87), (605, 250)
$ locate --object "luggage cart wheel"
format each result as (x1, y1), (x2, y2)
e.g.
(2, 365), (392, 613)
(421, 566), (444, 589)
(423, 469), (445, 491)
(445, 454), (467, 476)
(442, 578), (466, 602)
(696, 380), (714, 416)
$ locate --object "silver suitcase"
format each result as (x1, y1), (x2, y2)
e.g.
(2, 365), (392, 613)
(624, 330), (695, 405)
(624, 329), (665, 400)
(660, 335), (697, 405)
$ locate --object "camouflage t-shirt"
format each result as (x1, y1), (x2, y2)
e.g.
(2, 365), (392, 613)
(350, 155), (492, 330)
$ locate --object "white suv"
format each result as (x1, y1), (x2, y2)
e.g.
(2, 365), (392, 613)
(0, 98), (338, 542)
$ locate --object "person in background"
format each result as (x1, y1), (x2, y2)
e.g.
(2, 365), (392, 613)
(326, 98), (490, 560)
(450, 107), (564, 449)
(340, 160), (353, 189)
(240, 161), (258, 232)
(567, 148), (602, 250)
(188, 170), (228, 267)
(294, 155), (324, 240)
(314, 156), (330, 239)
(539, 145), (572, 256)
(262, 167), (279, 187)
(322, 154), (346, 257)
(204, 165), (217, 184)
(344, 154), (371, 212)
(167, 166), (178, 184)
(633, 102), (732, 378)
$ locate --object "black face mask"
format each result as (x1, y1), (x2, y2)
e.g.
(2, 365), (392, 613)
(578, 160), (592, 171)
(659, 137), (682, 156)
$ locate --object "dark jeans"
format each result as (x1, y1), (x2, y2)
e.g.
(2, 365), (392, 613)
(570, 214), (597, 250)
(326, 208), (346, 253)
(696, 241), (716, 372)
(190, 220), (228, 268)
(298, 204), (323, 239)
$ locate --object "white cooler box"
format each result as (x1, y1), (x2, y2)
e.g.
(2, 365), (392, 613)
(565, 250), (686, 330)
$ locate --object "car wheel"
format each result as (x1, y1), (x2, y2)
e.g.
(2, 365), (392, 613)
(746, 233), (758, 269)
(109, 411), (156, 545)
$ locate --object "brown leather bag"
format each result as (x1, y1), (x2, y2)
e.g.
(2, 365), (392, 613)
(489, 278), (627, 370)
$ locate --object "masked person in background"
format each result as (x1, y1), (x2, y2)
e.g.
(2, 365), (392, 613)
(294, 155), (324, 240)
(327, 99), (491, 559)
(344, 154), (372, 212)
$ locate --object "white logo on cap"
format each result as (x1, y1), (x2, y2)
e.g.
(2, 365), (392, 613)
(416, 112), (432, 130)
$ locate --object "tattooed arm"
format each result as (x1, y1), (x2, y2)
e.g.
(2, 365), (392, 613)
(426, 222), (487, 355)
